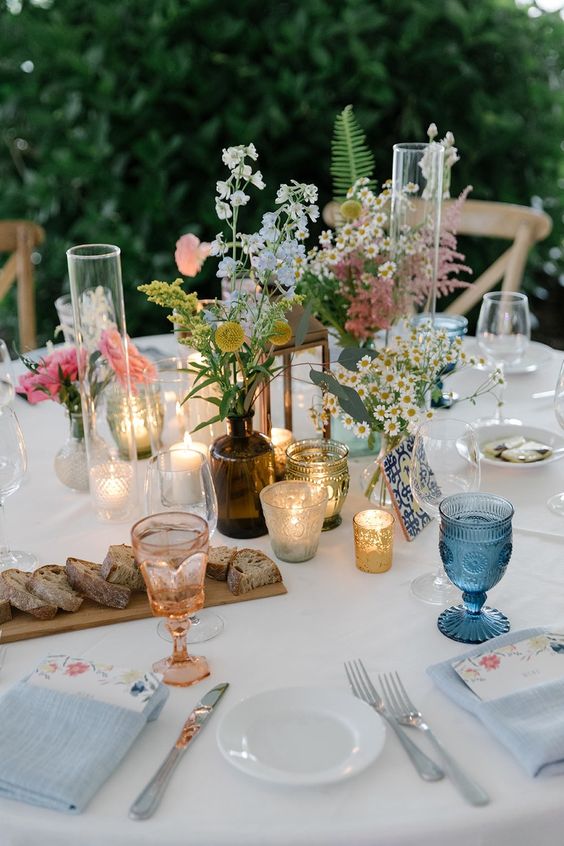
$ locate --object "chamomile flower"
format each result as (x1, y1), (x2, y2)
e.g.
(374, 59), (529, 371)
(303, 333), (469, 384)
(342, 414), (355, 430)
(354, 421), (370, 439)
(384, 418), (401, 436)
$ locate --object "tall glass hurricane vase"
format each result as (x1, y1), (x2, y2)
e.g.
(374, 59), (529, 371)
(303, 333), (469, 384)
(391, 143), (444, 321)
(67, 245), (139, 522)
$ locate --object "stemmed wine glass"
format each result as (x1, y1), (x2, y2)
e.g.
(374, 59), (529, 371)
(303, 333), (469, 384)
(476, 291), (531, 425)
(131, 512), (210, 687)
(0, 407), (37, 570)
(437, 493), (514, 644)
(409, 417), (480, 605)
(547, 359), (564, 516)
(145, 446), (223, 642)
(0, 340), (14, 408)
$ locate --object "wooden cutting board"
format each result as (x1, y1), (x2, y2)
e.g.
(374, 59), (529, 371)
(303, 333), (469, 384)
(0, 578), (287, 643)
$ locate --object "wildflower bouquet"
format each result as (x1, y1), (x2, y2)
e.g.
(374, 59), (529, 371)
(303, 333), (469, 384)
(17, 329), (155, 413)
(140, 144), (319, 427)
(310, 324), (502, 497)
(299, 113), (471, 347)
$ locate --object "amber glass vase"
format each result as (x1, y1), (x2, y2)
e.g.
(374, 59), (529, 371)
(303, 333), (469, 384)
(209, 414), (275, 539)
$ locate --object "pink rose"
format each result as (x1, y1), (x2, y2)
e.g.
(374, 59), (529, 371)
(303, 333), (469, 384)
(98, 329), (157, 389)
(175, 233), (211, 277)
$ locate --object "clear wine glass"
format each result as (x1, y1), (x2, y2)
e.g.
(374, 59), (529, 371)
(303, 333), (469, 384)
(131, 512), (210, 687)
(0, 339), (15, 408)
(476, 291), (531, 425)
(409, 417), (480, 605)
(145, 446), (223, 642)
(547, 359), (564, 516)
(0, 407), (37, 570)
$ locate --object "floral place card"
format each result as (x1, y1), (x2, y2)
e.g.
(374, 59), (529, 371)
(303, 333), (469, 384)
(27, 655), (162, 713)
(380, 435), (432, 542)
(452, 632), (564, 702)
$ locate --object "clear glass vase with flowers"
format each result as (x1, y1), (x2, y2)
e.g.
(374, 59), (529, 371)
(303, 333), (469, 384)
(18, 333), (156, 492)
(140, 143), (319, 538)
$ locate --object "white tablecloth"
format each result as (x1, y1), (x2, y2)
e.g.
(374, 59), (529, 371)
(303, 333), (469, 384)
(2, 336), (564, 846)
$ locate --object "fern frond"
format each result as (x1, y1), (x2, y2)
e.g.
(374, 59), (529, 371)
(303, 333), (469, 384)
(330, 105), (375, 202)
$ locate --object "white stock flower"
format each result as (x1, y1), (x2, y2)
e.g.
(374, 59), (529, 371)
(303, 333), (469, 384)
(245, 143), (258, 160)
(209, 233), (227, 256)
(216, 180), (231, 200)
(250, 170), (265, 189)
(275, 185), (292, 204)
(427, 123), (438, 140)
(216, 257), (237, 278)
(222, 147), (244, 169)
(215, 199), (232, 220)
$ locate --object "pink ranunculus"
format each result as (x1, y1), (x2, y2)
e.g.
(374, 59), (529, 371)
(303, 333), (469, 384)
(175, 233), (211, 277)
(98, 328), (156, 388)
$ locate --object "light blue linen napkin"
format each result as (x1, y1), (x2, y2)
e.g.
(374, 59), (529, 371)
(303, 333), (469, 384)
(0, 656), (169, 813)
(428, 627), (564, 778)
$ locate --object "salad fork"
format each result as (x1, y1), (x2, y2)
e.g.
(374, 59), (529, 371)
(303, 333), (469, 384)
(379, 671), (490, 806)
(344, 660), (443, 782)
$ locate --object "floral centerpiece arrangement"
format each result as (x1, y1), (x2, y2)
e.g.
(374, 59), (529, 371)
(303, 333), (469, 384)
(299, 108), (471, 347)
(310, 324), (502, 502)
(140, 144), (319, 538)
(17, 331), (155, 490)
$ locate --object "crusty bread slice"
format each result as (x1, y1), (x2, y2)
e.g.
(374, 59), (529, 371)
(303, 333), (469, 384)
(0, 599), (12, 623)
(227, 548), (282, 596)
(66, 557), (131, 609)
(27, 565), (83, 613)
(101, 544), (145, 592)
(207, 545), (237, 581)
(0, 569), (57, 620)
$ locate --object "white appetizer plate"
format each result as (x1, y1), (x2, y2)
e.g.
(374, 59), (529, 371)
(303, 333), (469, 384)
(217, 686), (386, 786)
(465, 339), (553, 375)
(476, 423), (564, 469)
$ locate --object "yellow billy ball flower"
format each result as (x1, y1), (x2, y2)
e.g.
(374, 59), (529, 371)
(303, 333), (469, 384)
(215, 321), (245, 353)
(268, 319), (293, 346)
(340, 199), (362, 221)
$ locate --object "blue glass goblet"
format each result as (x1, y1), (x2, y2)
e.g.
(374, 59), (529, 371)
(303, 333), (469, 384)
(437, 493), (514, 644)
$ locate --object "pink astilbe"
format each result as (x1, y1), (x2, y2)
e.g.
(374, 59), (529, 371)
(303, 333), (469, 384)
(98, 329), (156, 388)
(175, 233), (211, 277)
(344, 276), (395, 340)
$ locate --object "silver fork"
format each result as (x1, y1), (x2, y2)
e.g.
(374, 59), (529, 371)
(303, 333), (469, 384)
(380, 672), (490, 807)
(345, 660), (443, 782)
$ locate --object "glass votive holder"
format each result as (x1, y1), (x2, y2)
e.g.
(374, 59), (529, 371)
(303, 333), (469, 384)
(260, 481), (328, 563)
(285, 439), (349, 530)
(89, 459), (135, 522)
(270, 427), (294, 481)
(353, 509), (395, 574)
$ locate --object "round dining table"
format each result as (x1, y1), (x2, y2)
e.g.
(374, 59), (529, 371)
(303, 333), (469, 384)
(2, 334), (564, 846)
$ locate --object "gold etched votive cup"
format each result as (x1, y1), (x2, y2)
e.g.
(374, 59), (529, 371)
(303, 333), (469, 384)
(260, 481), (327, 563)
(285, 438), (349, 530)
(353, 509), (395, 573)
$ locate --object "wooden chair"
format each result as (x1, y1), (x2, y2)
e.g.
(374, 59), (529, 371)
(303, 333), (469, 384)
(443, 200), (552, 316)
(322, 199), (552, 316)
(0, 220), (45, 350)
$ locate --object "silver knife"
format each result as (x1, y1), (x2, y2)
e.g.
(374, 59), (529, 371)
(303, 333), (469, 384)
(129, 682), (229, 820)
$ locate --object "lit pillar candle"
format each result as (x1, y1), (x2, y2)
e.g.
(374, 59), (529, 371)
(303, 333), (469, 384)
(270, 427), (294, 481)
(162, 445), (204, 506)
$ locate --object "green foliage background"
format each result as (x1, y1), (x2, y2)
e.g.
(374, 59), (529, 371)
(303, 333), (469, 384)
(1, 0), (562, 345)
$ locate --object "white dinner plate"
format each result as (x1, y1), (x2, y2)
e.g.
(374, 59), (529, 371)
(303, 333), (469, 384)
(465, 339), (553, 375)
(476, 423), (564, 469)
(216, 686), (386, 786)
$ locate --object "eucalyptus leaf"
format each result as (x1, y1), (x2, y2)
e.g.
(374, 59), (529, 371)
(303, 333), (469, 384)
(310, 368), (370, 422)
(338, 346), (378, 371)
(294, 302), (312, 347)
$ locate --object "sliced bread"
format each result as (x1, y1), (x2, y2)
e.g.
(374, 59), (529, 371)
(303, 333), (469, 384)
(0, 569), (58, 620)
(207, 545), (237, 581)
(101, 544), (145, 592)
(227, 548), (282, 596)
(66, 557), (131, 609)
(0, 598), (12, 623)
(27, 565), (84, 613)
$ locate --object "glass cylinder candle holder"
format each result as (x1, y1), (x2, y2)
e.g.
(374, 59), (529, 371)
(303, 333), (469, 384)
(353, 509), (395, 574)
(106, 385), (159, 459)
(270, 427), (294, 481)
(285, 439), (349, 531)
(260, 481), (327, 563)
(67, 244), (139, 522)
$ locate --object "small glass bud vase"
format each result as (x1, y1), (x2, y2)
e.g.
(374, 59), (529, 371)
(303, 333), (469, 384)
(54, 410), (89, 492)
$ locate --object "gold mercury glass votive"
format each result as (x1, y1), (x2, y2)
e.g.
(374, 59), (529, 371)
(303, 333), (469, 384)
(285, 439), (349, 530)
(353, 509), (395, 574)
(260, 481), (328, 562)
